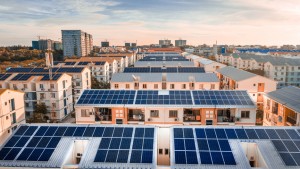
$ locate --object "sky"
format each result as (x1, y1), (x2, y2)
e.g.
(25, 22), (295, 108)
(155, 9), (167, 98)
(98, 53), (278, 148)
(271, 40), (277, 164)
(0, 0), (300, 46)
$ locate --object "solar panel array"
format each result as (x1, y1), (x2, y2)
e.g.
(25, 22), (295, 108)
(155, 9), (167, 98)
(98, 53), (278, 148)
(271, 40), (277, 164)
(123, 67), (205, 73)
(139, 56), (188, 61)
(64, 62), (76, 65)
(78, 62), (89, 65)
(77, 90), (135, 105)
(192, 91), (255, 106)
(0, 74), (12, 81)
(95, 62), (106, 65)
(76, 90), (255, 108)
(0, 125), (155, 165)
(136, 91), (193, 105)
(11, 73), (62, 81)
(7, 67), (84, 74)
(172, 127), (300, 166)
(94, 127), (154, 164)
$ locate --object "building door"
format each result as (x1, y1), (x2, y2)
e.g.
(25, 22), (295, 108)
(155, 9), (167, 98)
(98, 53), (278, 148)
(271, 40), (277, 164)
(116, 119), (123, 124)
(157, 127), (170, 165)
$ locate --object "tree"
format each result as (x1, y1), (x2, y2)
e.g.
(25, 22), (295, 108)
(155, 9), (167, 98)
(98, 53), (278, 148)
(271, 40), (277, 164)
(91, 76), (110, 89)
(31, 103), (48, 123)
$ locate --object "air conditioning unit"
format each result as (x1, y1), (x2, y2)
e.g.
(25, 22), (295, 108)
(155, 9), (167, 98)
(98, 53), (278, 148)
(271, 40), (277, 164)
(148, 118), (152, 121)
(21, 88), (25, 91)
(48, 89), (51, 91)
(174, 118), (179, 121)
(41, 88), (45, 91)
(236, 118), (240, 122)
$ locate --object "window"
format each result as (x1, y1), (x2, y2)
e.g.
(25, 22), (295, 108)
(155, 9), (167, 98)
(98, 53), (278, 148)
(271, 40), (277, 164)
(76, 90), (80, 93)
(241, 111), (250, 118)
(11, 112), (16, 124)
(62, 80), (66, 88)
(81, 109), (90, 117)
(125, 84), (130, 89)
(52, 103), (56, 108)
(205, 111), (214, 119)
(211, 84), (215, 89)
(159, 149), (163, 155)
(50, 84), (54, 89)
(51, 93), (55, 98)
(182, 84), (186, 89)
(142, 84), (147, 89)
(253, 84), (256, 86)
(10, 99), (15, 111)
(76, 82), (80, 86)
(114, 84), (119, 89)
(170, 84), (175, 89)
(23, 84), (27, 89)
(13, 84), (17, 89)
(165, 149), (169, 155)
(40, 84), (44, 89)
(154, 84), (158, 89)
(199, 84), (204, 89)
(169, 110), (178, 118)
(0, 84), (2, 88)
(150, 110), (159, 117)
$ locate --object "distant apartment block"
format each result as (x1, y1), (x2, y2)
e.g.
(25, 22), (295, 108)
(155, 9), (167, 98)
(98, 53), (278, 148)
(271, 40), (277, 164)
(263, 86), (300, 126)
(159, 40), (171, 46)
(62, 30), (93, 57)
(101, 41), (109, 47)
(216, 53), (300, 87)
(0, 89), (25, 143)
(111, 73), (220, 90)
(175, 39), (186, 47)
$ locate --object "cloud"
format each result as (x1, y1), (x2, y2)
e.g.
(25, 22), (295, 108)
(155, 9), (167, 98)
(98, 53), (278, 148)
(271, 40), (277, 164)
(0, 0), (300, 46)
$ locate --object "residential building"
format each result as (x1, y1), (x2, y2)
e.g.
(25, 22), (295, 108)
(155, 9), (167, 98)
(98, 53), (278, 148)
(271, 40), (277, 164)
(183, 53), (226, 72)
(216, 66), (277, 110)
(0, 89), (25, 143)
(62, 30), (93, 57)
(38, 39), (54, 51)
(159, 39), (171, 46)
(31, 41), (39, 50)
(175, 39), (186, 47)
(263, 86), (300, 126)
(134, 61), (194, 67)
(110, 73), (219, 90)
(64, 57), (115, 81)
(7, 73), (73, 121)
(53, 41), (63, 50)
(101, 41), (109, 47)
(6, 67), (91, 106)
(0, 124), (299, 169)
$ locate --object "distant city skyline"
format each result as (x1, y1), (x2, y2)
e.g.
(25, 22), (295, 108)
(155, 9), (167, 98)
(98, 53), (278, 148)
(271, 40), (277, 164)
(0, 0), (300, 46)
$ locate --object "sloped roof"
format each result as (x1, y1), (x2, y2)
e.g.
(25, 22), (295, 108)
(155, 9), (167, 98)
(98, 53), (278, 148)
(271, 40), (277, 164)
(216, 66), (256, 81)
(265, 86), (300, 113)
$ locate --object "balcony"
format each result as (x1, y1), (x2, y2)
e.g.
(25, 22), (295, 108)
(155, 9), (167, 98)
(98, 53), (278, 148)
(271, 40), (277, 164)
(218, 116), (238, 123)
(128, 110), (145, 122)
(286, 116), (297, 126)
(183, 109), (200, 122)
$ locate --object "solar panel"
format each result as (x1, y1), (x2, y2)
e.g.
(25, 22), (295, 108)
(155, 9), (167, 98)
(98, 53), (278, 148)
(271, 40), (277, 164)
(123, 67), (205, 73)
(0, 74), (12, 80)
(77, 90), (135, 105)
(135, 90), (193, 105)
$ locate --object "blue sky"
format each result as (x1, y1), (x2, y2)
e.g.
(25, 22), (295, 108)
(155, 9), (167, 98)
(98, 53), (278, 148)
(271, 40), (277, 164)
(0, 0), (300, 46)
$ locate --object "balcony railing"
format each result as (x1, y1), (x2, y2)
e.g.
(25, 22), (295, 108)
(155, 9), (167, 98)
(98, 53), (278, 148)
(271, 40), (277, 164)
(218, 116), (237, 123)
(128, 114), (145, 121)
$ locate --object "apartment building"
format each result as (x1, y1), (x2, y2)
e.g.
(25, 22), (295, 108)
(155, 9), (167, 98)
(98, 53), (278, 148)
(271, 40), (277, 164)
(6, 67), (91, 103)
(99, 53), (136, 67)
(134, 61), (194, 67)
(216, 66), (277, 110)
(264, 58), (300, 87)
(62, 30), (93, 57)
(75, 89), (256, 126)
(5, 73), (73, 121)
(217, 53), (300, 87)
(54, 60), (110, 82)
(111, 73), (219, 90)
(65, 57), (119, 80)
(183, 53), (226, 72)
(0, 89), (25, 143)
(263, 86), (300, 127)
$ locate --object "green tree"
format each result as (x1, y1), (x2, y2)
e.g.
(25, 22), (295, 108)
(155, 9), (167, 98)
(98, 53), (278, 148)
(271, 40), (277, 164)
(91, 76), (110, 89)
(31, 103), (48, 123)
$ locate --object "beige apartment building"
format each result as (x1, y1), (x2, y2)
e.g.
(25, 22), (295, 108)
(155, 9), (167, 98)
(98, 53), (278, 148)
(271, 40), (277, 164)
(263, 86), (300, 126)
(75, 89), (257, 126)
(216, 66), (277, 110)
(111, 73), (220, 90)
(0, 89), (25, 143)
